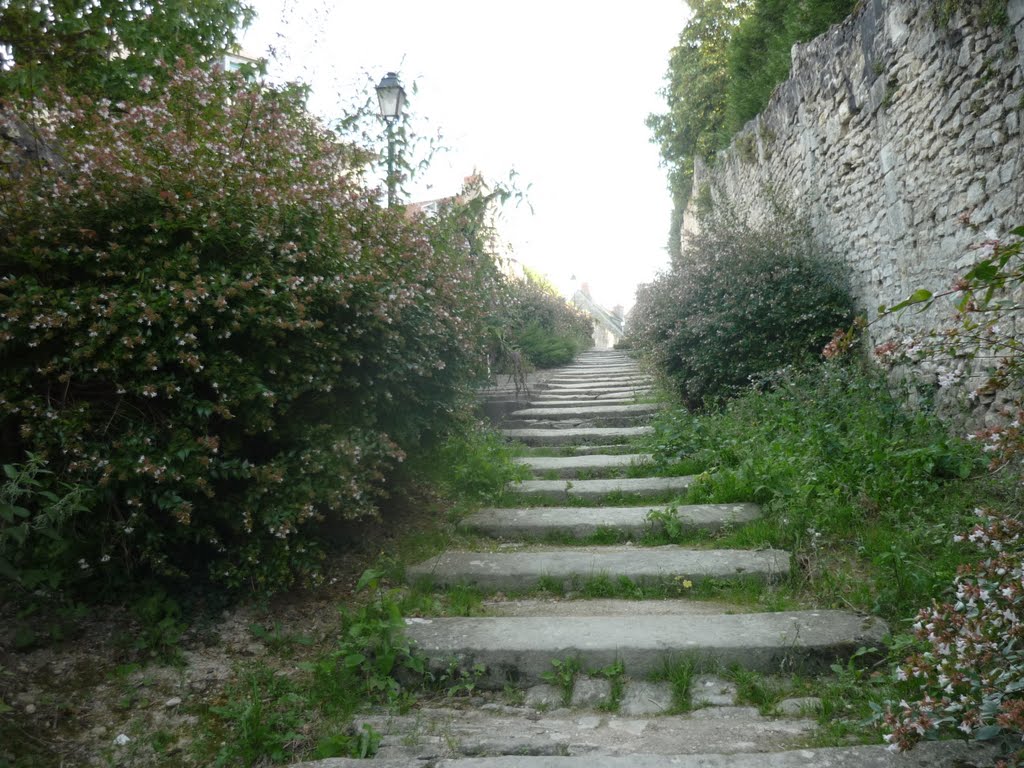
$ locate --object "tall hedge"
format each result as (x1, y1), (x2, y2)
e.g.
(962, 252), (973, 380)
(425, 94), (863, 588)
(0, 64), (502, 595)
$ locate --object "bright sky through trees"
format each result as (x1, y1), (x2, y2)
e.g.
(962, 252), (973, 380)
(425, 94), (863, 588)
(241, 1), (690, 311)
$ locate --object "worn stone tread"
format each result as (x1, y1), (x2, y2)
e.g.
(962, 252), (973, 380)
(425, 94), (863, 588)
(291, 741), (995, 767)
(510, 404), (661, 419)
(529, 398), (642, 407)
(340, 706), (816, 760)
(513, 453), (654, 478)
(508, 476), (694, 501)
(480, 598), (756, 617)
(501, 427), (653, 446)
(403, 610), (888, 685)
(545, 380), (652, 391)
(405, 546), (789, 591)
(462, 503), (761, 538)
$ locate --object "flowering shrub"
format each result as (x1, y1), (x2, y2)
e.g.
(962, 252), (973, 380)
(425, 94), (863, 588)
(885, 508), (1024, 765)
(629, 197), (854, 407)
(0, 64), (501, 595)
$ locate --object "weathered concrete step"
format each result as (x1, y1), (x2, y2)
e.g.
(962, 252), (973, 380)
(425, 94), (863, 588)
(293, 742), (995, 768)
(403, 609), (887, 686)
(528, 399), (638, 411)
(514, 453), (654, 478)
(406, 546), (789, 591)
(349, 706), (816, 760)
(502, 427), (653, 446)
(463, 503), (761, 538)
(546, 373), (652, 384)
(510, 404), (661, 420)
(502, 416), (653, 430)
(508, 476), (694, 501)
(530, 390), (653, 401)
(546, 379), (652, 391)
(480, 597), (756, 617)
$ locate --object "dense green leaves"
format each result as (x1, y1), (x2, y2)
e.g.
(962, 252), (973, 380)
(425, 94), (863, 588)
(648, 0), (855, 247)
(0, 0), (254, 100)
(647, 0), (750, 255)
(628, 198), (854, 407)
(0, 66), (504, 596)
(728, 0), (855, 129)
(494, 272), (594, 371)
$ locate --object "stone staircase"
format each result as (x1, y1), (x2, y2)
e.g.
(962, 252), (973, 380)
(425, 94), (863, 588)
(294, 351), (993, 767)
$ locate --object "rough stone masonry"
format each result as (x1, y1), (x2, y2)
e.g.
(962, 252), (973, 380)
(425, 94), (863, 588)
(685, 0), (1024, 416)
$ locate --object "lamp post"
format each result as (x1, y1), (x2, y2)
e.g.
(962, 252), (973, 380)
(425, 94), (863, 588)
(375, 71), (406, 207)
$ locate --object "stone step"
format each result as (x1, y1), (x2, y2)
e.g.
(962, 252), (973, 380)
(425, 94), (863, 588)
(530, 390), (653, 401)
(508, 476), (694, 502)
(347, 706), (818, 761)
(293, 742), (994, 768)
(406, 545), (789, 591)
(516, 444), (639, 456)
(545, 379), (652, 391)
(403, 609), (887, 686)
(462, 503), (761, 538)
(546, 373), (652, 384)
(502, 427), (653, 446)
(530, 397), (641, 407)
(514, 453), (654, 478)
(480, 597), (756, 617)
(502, 416), (653, 430)
(510, 404), (661, 420)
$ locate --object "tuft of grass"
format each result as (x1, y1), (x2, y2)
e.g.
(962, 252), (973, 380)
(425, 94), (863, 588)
(728, 667), (788, 713)
(651, 656), (698, 713)
(594, 659), (626, 712)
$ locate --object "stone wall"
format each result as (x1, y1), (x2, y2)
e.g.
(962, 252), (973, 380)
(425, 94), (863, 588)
(687, 0), (1024, 379)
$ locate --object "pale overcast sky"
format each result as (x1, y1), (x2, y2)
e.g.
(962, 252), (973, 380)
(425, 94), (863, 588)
(240, 1), (691, 310)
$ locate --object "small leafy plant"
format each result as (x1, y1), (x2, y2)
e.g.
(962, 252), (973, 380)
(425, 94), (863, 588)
(542, 657), (581, 706)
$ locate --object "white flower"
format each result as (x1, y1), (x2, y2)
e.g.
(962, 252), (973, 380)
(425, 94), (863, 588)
(114, 733), (131, 746)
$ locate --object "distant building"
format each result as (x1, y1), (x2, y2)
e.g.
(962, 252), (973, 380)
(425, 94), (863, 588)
(571, 282), (624, 350)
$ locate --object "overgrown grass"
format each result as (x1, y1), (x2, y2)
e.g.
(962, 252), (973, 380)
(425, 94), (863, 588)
(640, 360), (1019, 623)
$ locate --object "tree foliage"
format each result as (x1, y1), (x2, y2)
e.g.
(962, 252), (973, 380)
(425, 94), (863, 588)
(0, 0), (254, 100)
(647, 0), (750, 255)
(648, 0), (855, 249)
(727, 0), (855, 129)
(628, 196), (854, 408)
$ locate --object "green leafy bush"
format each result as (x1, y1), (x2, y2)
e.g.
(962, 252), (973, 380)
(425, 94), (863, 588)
(495, 273), (593, 370)
(0, 64), (502, 597)
(643, 360), (995, 621)
(629, 197), (854, 407)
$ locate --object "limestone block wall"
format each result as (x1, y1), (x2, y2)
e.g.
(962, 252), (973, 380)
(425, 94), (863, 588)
(687, 0), (1024, 358)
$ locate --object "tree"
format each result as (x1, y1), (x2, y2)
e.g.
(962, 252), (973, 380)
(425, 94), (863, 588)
(647, 0), (753, 254)
(728, 0), (855, 131)
(0, 0), (254, 100)
(649, 0), (856, 253)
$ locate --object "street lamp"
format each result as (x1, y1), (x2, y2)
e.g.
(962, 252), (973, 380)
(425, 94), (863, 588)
(375, 71), (406, 207)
